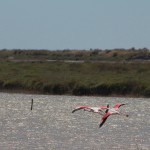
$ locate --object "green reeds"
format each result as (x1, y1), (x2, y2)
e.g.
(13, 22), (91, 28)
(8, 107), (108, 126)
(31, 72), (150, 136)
(0, 61), (150, 97)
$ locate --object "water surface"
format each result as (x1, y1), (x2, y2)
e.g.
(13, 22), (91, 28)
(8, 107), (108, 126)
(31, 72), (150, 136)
(0, 93), (149, 150)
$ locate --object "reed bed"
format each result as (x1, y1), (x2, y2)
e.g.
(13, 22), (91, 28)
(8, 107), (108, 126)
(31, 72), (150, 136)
(0, 61), (150, 97)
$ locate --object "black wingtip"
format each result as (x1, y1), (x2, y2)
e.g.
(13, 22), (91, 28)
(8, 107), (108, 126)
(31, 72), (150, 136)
(99, 122), (102, 128)
(99, 123), (103, 128)
(72, 110), (75, 113)
(105, 104), (109, 113)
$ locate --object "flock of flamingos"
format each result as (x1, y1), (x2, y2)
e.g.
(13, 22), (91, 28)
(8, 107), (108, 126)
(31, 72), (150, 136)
(30, 99), (129, 128)
(72, 103), (129, 128)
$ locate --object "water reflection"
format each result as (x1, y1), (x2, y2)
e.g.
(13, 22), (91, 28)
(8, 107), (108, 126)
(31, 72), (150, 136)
(0, 93), (150, 150)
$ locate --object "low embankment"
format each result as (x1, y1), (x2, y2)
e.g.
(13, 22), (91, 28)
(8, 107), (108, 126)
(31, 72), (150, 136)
(0, 60), (150, 97)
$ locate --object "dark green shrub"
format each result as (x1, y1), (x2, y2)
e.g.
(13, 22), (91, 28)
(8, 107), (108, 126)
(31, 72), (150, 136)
(91, 84), (112, 96)
(143, 86), (150, 97)
(72, 85), (91, 95)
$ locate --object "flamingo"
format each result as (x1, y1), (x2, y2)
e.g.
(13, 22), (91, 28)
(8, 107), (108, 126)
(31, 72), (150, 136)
(99, 103), (129, 128)
(72, 105), (108, 115)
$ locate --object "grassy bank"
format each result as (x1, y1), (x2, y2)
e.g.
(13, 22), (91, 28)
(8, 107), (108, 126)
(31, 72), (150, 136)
(0, 60), (150, 97)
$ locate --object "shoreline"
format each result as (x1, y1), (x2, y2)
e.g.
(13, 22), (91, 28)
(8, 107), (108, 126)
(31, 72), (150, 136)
(0, 88), (147, 98)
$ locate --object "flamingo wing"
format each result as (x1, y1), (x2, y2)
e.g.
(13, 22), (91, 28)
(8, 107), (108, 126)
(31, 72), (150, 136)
(113, 103), (127, 109)
(72, 106), (89, 113)
(97, 105), (109, 113)
(99, 112), (110, 128)
(99, 106), (108, 109)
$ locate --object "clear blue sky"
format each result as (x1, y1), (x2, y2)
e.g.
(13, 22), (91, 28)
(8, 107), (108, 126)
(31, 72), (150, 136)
(0, 0), (150, 50)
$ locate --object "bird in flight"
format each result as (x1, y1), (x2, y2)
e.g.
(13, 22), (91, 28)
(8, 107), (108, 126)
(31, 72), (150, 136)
(99, 103), (129, 128)
(72, 105), (108, 115)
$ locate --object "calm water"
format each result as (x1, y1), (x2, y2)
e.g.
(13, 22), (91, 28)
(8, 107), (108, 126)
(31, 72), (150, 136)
(0, 92), (149, 150)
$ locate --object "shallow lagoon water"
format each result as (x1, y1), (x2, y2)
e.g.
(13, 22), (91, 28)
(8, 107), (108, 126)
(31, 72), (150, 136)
(0, 92), (150, 150)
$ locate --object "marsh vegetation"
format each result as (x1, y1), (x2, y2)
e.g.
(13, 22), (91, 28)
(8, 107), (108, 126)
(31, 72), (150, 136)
(0, 59), (150, 97)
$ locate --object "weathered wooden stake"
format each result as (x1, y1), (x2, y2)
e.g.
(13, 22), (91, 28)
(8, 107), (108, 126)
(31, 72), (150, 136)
(31, 99), (33, 110)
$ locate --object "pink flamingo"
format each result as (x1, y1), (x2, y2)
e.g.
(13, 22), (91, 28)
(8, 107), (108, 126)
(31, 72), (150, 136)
(99, 103), (129, 128)
(72, 105), (108, 114)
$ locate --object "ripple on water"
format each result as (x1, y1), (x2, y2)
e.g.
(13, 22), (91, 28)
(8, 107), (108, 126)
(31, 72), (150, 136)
(0, 93), (150, 150)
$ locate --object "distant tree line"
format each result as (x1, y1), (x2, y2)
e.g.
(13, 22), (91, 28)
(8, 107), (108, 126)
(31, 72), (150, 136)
(0, 48), (150, 61)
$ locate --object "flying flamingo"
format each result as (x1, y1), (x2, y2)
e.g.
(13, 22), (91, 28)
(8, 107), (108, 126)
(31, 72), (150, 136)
(72, 105), (108, 115)
(99, 103), (129, 128)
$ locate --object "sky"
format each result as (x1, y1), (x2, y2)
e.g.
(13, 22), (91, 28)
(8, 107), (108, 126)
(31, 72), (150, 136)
(0, 0), (150, 50)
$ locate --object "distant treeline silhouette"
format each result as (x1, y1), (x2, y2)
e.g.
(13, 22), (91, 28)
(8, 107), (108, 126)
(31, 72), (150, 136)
(0, 48), (150, 61)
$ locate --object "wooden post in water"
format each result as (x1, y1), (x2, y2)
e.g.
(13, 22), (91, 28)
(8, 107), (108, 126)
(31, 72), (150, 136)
(31, 99), (33, 110)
